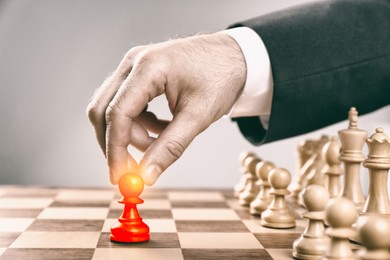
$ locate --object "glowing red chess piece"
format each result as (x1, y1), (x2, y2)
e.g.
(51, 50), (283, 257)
(110, 172), (150, 243)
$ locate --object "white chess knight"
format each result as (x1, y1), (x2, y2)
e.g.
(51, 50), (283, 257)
(238, 156), (261, 206)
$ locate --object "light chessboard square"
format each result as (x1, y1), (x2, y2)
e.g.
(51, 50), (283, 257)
(0, 198), (53, 209)
(0, 248), (6, 256)
(92, 248), (183, 260)
(168, 191), (225, 201)
(10, 232), (101, 248)
(0, 218), (35, 232)
(172, 208), (240, 220)
(266, 248), (293, 260)
(37, 207), (109, 219)
(55, 190), (114, 201)
(178, 232), (263, 249)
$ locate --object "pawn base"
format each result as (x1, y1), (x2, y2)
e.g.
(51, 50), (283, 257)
(261, 209), (296, 229)
(110, 218), (150, 243)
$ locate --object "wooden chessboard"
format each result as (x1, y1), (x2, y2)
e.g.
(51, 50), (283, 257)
(0, 186), (361, 260)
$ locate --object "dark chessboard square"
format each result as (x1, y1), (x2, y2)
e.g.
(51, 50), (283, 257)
(0, 209), (42, 218)
(255, 233), (301, 248)
(50, 200), (110, 208)
(0, 248), (94, 260)
(220, 190), (236, 200)
(27, 219), (104, 232)
(0, 232), (20, 247)
(182, 248), (272, 260)
(171, 201), (229, 208)
(108, 209), (173, 219)
(176, 220), (249, 232)
(97, 232), (180, 248)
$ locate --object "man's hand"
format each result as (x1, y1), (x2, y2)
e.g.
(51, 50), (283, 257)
(86, 32), (246, 186)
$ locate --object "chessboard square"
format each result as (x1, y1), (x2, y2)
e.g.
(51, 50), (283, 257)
(243, 219), (307, 233)
(175, 220), (248, 232)
(178, 233), (262, 249)
(102, 219), (176, 233)
(0, 248), (5, 256)
(1, 248), (95, 260)
(2, 187), (58, 198)
(55, 189), (114, 201)
(10, 232), (100, 248)
(0, 233), (20, 247)
(266, 248), (293, 260)
(168, 191), (225, 201)
(97, 232), (180, 248)
(50, 200), (110, 208)
(234, 209), (262, 220)
(0, 218), (35, 232)
(171, 201), (228, 208)
(255, 233), (300, 248)
(37, 207), (108, 219)
(0, 209), (42, 218)
(182, 248), (272, 260)
(0, 198), (53, 209)
(27, 219), (104, 232)
(226, 199), (243, 210)
(92, 248), (183, 260)
(109, 199), (171, 210)
(172, 208), (240, 220)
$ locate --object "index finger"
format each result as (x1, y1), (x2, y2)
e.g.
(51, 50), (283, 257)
(105, 60), (167, 184)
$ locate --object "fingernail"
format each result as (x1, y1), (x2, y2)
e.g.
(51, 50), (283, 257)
(142, 164), (161, 186)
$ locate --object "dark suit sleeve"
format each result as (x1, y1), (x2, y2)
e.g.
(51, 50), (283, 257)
(230, 0), (390, 145)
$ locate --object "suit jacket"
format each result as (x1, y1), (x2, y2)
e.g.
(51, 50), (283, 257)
(230, 0), (390, 145)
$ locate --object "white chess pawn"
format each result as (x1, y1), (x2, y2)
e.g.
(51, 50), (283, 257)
(324, 137), (343, 199)
(358, 215), (390, 260)
(261, 167), (296, 229)
(293, 185), (330, 259)
(324, 197), (358, 260)
(239, 156), (261, 206)
(250, 161), (276, 215)
(234, 151), (256, 198)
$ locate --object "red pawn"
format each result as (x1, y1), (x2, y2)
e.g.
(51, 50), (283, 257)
(110, 173), (150, 243)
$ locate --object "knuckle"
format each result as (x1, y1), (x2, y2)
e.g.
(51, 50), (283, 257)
(104, 104), (117, 122)
(125, 45), (146, 60)
(164, 139), (186, 161)
(86, 102), (100, 123)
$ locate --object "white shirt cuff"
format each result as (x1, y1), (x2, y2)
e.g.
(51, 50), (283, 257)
(221, 27), (274, 128)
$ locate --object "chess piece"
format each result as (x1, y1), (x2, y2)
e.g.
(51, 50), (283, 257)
(110, 173), (150, 243)
(357, 215), (390, 260)
(324, 197), (358, 260)
(292, 137), (327, 199)
(239, 156), (261, 206)
(293, 185), (330, 259)
(250, 161), (276, 215)
(324, 137), (343, 199)
(261, 167), (296, 229)
(338, 107), (367, 210)
(361, 128), (390, 215)
(308, 136), (331, 187)
(234, 151), (256, 198)
(296, 136), (330, 206)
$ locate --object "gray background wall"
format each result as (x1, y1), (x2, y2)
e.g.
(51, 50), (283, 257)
(0, 0), (389, 192)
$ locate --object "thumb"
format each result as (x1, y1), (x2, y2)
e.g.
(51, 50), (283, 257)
(140, 111), (206, 186)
